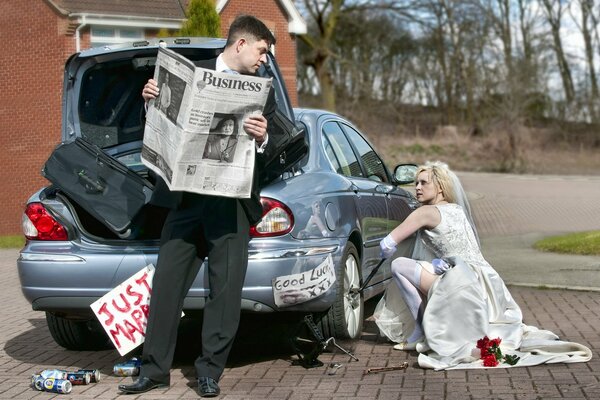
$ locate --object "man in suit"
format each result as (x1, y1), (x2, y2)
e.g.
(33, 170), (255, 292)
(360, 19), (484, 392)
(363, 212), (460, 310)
(119, 15), (281, 397)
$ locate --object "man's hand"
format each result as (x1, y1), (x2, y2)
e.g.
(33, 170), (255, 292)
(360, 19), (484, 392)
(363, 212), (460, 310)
(142, 79), (159, 103)
(243, 114), (268, 144)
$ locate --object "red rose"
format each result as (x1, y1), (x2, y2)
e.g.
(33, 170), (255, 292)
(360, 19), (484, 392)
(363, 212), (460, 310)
(476, 336), (518, 367)
(483, 355), (499, 367)
(476, 336), (490, 349)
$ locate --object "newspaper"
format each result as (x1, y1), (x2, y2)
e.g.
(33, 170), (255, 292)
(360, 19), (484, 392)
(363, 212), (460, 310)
(141, 47), (273, 198)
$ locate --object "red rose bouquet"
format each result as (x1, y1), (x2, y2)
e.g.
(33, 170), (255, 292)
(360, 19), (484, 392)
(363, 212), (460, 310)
(476, 336), (519, 366)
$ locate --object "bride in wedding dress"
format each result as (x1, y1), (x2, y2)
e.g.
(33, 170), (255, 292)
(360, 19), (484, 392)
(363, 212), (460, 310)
(375, 161), (591, 370)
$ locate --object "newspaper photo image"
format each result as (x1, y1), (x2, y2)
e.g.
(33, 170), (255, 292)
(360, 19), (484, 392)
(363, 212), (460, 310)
(142, 47), (273, 198)
(202, 113), (240, 163)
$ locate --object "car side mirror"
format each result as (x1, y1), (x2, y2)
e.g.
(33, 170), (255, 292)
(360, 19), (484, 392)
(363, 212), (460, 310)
(393, 164), (418, 185)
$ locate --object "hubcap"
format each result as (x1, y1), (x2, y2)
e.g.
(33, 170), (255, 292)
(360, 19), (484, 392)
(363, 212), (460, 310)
(343, 253), (362, 338)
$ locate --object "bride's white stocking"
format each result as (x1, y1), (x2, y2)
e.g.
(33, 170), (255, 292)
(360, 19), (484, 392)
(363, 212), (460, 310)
(391, 257), (426, 343)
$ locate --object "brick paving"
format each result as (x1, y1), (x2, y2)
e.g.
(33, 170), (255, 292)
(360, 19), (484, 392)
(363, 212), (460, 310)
(2, 173), (600, 399)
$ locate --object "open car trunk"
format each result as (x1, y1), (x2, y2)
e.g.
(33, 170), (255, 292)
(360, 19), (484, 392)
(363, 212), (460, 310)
(47, 38), (305, 241)
(44, 188), (167, 241)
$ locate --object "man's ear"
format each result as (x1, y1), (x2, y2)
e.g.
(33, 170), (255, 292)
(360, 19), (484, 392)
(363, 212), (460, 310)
(236, 38), (247, 53)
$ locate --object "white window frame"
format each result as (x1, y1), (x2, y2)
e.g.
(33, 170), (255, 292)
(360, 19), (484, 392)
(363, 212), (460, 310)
(90, 26), (145, 47)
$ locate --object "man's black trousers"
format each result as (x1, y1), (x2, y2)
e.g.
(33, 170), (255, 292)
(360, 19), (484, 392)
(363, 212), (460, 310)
(140, 194), (250, 382)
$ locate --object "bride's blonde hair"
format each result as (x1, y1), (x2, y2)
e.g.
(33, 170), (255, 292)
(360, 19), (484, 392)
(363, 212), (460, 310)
(416, 161), (456, 204)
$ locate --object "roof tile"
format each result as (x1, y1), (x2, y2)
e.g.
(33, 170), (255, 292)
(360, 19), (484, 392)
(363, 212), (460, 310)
(53, 0), (186, 19)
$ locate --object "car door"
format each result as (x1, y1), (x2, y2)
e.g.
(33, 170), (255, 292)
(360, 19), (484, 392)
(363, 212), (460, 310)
(321, 120), (389, 284)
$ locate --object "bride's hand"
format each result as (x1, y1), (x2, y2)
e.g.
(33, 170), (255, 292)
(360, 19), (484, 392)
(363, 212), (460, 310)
(432, 258), (450, 274)
(380, 234), (397, 259)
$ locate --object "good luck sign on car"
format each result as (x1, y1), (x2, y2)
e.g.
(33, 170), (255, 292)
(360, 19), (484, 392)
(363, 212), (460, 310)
(272, 255), (336, 308)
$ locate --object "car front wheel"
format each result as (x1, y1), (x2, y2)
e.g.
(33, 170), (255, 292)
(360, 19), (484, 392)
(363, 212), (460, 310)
(46, 312), (112, 351)
(318, 242), (364, 339)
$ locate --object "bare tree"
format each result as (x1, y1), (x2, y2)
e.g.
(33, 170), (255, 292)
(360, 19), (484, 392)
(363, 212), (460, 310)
(329, 12), (414, 104)
(296, 0), (344, 111)
(295, 0), (412, 111)
(540, 0), (576, 104)
(570, 0), (599, 121)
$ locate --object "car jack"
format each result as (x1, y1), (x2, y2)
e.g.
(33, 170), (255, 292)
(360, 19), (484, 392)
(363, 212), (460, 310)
(290, 314), (359, 369)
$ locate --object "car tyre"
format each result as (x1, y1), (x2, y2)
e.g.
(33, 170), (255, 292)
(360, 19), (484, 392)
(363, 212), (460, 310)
(318, 242), (364, 340)
(46, 312), (112, 351)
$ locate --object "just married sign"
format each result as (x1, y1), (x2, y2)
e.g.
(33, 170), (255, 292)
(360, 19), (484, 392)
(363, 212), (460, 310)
(90, 265), (154, 356)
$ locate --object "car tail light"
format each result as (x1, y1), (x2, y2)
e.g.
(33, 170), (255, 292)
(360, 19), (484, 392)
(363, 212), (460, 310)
(250, 197), (294, 237)
(22, 202), (68, 241)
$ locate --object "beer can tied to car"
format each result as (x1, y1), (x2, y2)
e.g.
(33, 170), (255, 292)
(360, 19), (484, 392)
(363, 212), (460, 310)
(39, 369), (68, 380)
(31, 368), (100, 393)
(43, 378), (73, 394)
(66, 371), (91, 385)
(76, 369), (101, 383)
(113, 357), (141, 377)
(31, 374), (46, 391)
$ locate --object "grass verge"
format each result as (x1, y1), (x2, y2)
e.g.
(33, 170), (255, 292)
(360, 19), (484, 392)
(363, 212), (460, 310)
(534, 231), (600, 256)
(0, 235), (25, 249)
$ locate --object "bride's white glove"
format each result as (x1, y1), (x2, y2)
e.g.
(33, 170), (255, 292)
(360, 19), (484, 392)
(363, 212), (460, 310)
(380, 234), (397, 259)
(432, 258), (451, 275)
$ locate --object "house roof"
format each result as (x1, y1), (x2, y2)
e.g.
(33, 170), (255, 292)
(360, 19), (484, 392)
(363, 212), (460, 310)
(47, 0), (186, 19)
(45, 0), (306, 34)
(218, 0), (307, 34)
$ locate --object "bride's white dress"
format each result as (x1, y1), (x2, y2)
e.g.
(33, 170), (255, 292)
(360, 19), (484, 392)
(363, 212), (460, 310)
(375, 203), (592, 370)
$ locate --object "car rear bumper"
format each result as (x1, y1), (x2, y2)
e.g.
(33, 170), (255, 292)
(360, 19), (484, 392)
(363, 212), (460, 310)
(18, 238), (343, 316)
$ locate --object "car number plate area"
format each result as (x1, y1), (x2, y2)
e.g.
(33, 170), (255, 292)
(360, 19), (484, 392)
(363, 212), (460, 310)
(272, 255), (336, 308)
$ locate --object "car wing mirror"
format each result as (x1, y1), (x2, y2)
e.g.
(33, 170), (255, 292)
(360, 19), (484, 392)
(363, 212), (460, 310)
(393, 164), (418, 185)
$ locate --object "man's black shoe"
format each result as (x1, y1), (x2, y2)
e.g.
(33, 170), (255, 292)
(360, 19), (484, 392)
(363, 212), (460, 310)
(118, 376), (169, 394)
(198, 376), (220, 397)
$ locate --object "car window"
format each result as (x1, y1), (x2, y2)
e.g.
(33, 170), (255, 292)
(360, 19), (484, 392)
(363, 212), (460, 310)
(78, 59), (151, 148)
(322, 121), (362, 178)
(341, 124), (388, 182)
(77, 50), (293, 150)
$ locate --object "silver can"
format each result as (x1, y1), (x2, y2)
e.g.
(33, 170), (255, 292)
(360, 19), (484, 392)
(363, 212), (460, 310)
(31, 374), (45, 391)
(76, 369), (101, 383)
(39, 369), (68, 380)
(43, 378), (72, 394)
(113, 358), (141, 377)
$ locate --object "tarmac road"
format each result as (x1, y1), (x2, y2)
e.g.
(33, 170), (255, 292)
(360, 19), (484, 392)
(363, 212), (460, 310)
(459, 171), (600, 291)
(1, 172), (599, 399)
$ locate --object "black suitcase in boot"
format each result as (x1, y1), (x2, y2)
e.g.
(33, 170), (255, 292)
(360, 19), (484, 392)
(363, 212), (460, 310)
(42, 137), (154, 238)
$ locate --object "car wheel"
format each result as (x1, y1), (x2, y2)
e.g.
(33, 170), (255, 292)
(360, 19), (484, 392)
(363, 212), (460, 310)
(318, 242), (364, 340)
(46, 312), (112, 351)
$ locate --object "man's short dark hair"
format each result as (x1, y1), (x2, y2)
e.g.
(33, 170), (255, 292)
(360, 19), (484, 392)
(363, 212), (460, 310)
(225, 15), (276, 48)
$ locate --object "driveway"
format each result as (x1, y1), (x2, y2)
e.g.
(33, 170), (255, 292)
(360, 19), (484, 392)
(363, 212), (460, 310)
(460, 172), (600, 290)
(1, 172), (599, 399)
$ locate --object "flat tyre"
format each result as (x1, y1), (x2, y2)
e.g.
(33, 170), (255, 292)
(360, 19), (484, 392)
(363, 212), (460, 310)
(318, 242), (364, 339)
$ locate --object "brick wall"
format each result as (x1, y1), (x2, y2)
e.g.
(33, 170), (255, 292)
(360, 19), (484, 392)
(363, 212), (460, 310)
(0, 1), (298, 236)
(0, 2), (76, 235)
(219, 0), (299, 107)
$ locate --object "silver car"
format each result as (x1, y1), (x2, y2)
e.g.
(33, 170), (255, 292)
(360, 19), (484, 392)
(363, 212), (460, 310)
(18, 39), (418, 351)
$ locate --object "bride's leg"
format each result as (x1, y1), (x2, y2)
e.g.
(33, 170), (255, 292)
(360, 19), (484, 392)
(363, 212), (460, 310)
(391, 257), (427, 343)
(418, 264), (438, 294)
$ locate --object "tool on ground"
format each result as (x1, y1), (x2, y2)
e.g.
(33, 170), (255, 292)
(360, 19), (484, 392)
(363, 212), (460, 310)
(363, 362), (409, 375)
(327, 362), (343, 375)
(291, 315), (359, 368)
